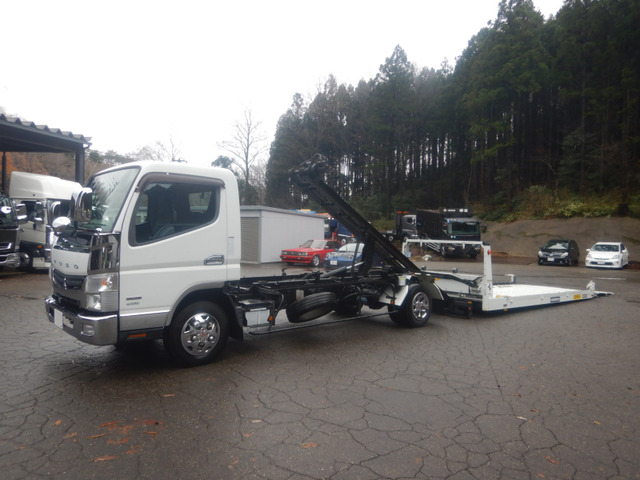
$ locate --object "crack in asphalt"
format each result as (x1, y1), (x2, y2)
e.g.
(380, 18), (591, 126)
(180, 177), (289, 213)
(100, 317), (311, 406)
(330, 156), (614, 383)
(1, 290), (639, 479)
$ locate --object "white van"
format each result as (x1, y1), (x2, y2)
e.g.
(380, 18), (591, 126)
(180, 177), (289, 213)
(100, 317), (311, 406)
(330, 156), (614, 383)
(9, 171), (81, 270)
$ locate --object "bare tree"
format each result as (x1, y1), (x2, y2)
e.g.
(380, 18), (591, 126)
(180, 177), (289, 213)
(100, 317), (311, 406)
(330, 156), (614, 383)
(134, 138), (183, 162)
(251, 159), (268, 204)
(218, 109), (268, 203)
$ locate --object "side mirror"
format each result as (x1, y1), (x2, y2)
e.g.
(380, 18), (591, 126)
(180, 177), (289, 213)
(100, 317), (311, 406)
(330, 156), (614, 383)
(48, 201), (62, 223)
(51, 216), (71, 234)
(15, 203), (28, 224)
(70, 187), (93, 223)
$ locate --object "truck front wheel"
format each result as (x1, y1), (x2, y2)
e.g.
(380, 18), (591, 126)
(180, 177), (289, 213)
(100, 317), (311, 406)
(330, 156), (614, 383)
(388, 285), (432, 328)
(164, 301), (229, 367)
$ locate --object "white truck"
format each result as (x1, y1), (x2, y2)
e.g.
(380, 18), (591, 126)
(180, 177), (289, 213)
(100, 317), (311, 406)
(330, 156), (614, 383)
(45, 157), (607, 366)
(9, 171), (81, 270)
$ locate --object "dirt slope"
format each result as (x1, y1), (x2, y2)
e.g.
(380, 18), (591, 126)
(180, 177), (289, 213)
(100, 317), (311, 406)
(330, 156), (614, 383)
(482, 217), (640, 262)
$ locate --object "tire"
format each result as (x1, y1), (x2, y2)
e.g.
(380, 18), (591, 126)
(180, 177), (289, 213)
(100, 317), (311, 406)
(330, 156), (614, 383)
(164, 301), (229, 367)
(286, 292), (336, 323)
(388, 284), (432, 328)
(311, 255), (321, 268)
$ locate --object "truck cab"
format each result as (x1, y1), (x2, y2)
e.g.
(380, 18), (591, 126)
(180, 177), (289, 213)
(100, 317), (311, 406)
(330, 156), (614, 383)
(9, 171), (81, 270)
(416, 208), (483, 258)
(381, 211), (418, 242)
(45, 162), (241, 350)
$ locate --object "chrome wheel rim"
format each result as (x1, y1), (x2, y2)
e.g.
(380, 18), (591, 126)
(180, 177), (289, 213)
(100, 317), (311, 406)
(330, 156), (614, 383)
(180, 313), (220, 357)
(411, 291), (429, 320)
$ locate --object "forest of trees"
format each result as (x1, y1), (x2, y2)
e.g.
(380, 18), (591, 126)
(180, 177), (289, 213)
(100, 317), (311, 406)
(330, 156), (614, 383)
(265, 0), (639, 221)
(4, 1), (637, 223)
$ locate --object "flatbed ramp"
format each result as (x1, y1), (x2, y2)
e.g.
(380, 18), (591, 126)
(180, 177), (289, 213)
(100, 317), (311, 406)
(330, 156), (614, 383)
(404, 239), (612, 313)
(483, 281), (602, 311)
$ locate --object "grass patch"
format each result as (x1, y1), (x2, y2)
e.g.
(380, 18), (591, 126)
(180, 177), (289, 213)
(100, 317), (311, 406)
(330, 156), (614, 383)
(474, 188), (640, 222)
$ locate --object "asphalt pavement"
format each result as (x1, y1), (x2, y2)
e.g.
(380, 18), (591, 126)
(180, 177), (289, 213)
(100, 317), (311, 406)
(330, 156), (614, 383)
(1, 260), (639, 479)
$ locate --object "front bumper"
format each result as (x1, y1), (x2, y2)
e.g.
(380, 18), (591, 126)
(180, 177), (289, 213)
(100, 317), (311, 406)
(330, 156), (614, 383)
(280, 255), (312, 264)
(586, 258), (622, 268)
(442, 243), (481, 257)
(45, 295), (118, 345)
(538, 255), (570, 265)
(0, 252), (20, 268)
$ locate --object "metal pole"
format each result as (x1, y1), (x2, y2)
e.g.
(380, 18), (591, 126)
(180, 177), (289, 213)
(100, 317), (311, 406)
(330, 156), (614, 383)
(1, 151), (6, 192)
(483, 244), (493, 292)
(75, 147), (85, 184)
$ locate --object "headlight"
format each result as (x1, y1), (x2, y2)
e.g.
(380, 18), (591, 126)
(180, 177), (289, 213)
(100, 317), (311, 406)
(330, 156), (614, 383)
(84, 273), (119, 312)
(560, 252), (568, 258)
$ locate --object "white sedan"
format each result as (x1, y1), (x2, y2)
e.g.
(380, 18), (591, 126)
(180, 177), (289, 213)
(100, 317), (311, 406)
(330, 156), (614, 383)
(585, 242), (630, 269)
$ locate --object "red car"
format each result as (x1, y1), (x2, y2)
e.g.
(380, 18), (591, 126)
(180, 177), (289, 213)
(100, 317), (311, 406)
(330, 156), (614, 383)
(280, 239), (342, 267)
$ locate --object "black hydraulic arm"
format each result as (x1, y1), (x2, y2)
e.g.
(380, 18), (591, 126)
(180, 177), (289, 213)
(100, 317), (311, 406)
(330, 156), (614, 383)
(289, 155), (420, 274)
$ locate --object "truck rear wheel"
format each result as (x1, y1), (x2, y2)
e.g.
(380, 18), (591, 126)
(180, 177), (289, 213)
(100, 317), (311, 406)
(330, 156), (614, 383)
(286, 292), (336, 323)
(388, 285), (432, 328)
(164, 301), (229, 367)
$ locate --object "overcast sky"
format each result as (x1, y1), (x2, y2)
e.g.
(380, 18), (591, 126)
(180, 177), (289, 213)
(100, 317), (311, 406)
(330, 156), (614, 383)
(1, 0), (565, 166)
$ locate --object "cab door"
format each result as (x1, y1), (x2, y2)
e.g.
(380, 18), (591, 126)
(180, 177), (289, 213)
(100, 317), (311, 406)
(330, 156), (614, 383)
(118, 174), (228, 333)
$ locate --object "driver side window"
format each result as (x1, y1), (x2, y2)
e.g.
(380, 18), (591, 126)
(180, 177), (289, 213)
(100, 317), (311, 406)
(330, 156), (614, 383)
(131, 180), (219, 245)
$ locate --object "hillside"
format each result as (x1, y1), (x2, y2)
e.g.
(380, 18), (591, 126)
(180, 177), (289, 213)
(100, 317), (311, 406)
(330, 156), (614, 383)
(482, 217), (640, 263)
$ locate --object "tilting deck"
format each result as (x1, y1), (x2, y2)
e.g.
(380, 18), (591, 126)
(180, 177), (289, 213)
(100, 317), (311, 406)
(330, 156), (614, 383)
(290, 156), (611, 315)
(403, 239), (611, 312)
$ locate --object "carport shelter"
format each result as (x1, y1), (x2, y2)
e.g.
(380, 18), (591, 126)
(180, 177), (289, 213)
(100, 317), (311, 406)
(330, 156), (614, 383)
(0, 114), (91, 191)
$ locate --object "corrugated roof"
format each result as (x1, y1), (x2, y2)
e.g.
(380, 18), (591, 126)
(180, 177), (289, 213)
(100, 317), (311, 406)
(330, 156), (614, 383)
(0, 113), (91, 152)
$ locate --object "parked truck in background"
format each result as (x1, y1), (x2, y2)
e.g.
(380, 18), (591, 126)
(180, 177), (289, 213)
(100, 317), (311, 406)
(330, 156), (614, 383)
(9, 171), (81, 270)
(0, 192), (26, 268)
(415, 208), (483, 258)
(381, 210), (418, 243)
(325, 216), (355, 244)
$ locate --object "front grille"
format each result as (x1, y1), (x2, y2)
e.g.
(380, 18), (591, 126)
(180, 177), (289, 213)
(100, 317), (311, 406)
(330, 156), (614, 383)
(52, 269), (85, 290)
(54, 293), (81, 311)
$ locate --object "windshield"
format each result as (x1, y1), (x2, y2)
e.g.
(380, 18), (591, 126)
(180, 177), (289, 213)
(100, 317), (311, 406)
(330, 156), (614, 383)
(448, 221), (480, 236)
(593, 244), (619, 252)
(299, 240), (328, 249)
(339, 243), (361, 253)
(78, 167), (139, 232)
(543, 240), (569, 250)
